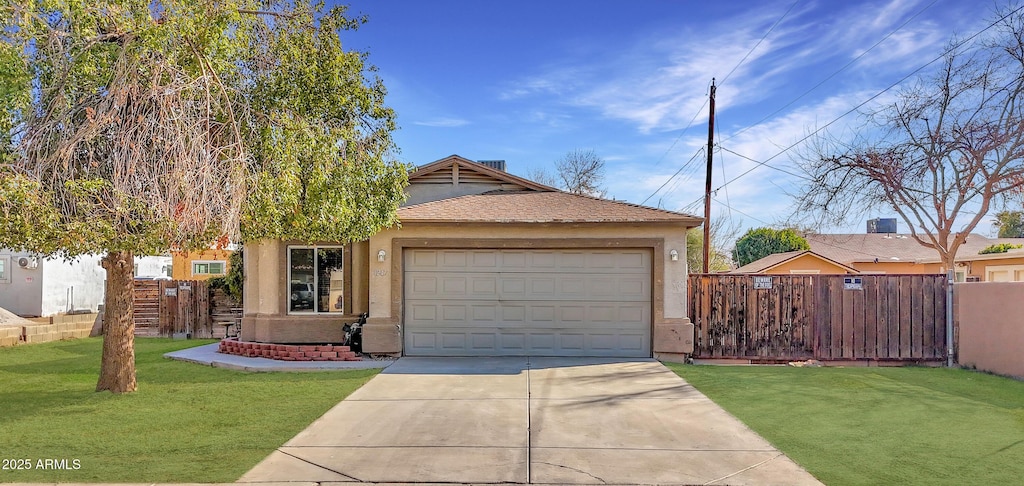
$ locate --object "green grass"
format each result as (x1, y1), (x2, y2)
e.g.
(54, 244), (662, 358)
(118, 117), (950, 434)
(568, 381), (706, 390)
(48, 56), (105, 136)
(667, 363), (1024, 486)
(0, 337), (379, 482)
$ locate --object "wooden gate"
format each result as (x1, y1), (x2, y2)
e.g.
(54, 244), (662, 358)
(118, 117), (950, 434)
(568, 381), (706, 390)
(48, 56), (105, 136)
(132, 280), (226, 338)
(688, 274), (947, 362)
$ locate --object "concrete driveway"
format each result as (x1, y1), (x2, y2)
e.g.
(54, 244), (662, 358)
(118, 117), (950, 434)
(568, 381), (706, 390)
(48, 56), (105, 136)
(239, 358), (822, 485)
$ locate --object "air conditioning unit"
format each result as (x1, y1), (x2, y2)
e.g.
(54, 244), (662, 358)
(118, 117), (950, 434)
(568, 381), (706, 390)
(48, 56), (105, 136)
(17, 256), (39, 269)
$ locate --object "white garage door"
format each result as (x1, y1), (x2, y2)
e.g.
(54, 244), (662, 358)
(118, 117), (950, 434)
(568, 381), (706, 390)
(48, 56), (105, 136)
(403, 249), (652, 357)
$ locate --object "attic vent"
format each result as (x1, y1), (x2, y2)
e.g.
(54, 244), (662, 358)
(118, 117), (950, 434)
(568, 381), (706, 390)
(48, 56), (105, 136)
(477, 160), (506, 172)
(867, 218), (897, 234)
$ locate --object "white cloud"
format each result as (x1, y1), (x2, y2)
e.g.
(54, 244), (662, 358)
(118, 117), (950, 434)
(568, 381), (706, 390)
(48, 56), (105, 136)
(412, 117), (470, 128)
(501, 0), (952, 136)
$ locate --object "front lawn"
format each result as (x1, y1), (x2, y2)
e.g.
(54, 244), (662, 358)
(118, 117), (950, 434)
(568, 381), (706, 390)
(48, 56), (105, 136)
(667, 363), (1024, 486)
(0, 337), (378, 483)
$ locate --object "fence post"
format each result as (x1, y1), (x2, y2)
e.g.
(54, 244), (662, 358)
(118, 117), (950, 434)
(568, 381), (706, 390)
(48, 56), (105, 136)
(946, 269), (954, 367)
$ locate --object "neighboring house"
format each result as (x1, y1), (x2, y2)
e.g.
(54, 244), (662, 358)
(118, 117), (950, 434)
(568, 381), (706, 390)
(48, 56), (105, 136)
(0, 250), (176, 317)
(730, 250), (859, 274)
(951, 250), (1024, 282)
(135, 255), (172, 279)
(731, 218), (1024, 281)
(241, 155), (703, 358)
(171, 248), (233, 281)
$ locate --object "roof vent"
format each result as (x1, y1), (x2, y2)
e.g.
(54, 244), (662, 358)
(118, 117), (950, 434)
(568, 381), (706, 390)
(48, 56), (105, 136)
(867, 218), (897, 234)
(477, 160), (506, 172)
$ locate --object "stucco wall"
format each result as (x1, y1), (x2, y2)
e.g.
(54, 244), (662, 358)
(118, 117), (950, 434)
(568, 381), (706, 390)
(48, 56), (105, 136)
(40, 254), (106, 315)
(367, 222), (689, 320)
(171, 249), (233, 280)
(0, 251), (106, 317)
(963, 256), (1024, 281)
(849, 261), (943, 274)
(242, 222), (693, 351)
(956, 282), (1024, 379)
(762, 255), (853, 274)
(135, 255), (172, 278)
(0, 251), (44, 316)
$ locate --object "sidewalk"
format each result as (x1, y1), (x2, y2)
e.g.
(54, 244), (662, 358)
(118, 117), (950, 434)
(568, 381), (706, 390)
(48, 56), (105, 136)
(164, 342), (395, 371)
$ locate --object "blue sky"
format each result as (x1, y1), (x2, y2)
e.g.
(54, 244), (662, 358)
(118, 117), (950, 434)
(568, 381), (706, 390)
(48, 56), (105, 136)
(337, 0), (1001, 235)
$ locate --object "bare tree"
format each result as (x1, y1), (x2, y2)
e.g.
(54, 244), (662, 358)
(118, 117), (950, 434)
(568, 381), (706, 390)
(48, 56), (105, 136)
(556, 149), (606, 197)
(527, 167), (559, 188)
(794, 9), (1024, 271)
(687, 212), (741, 272)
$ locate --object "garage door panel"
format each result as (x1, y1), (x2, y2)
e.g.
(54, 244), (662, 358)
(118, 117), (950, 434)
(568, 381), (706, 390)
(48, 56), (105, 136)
(407, 300), (650, 328)
(405, 328), (651, 356)
(406, 272), (650, 301)
(404, 249), (651, 357)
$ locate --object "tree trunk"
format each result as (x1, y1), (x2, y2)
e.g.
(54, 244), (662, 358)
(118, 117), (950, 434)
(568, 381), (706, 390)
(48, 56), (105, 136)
(96, 250), (137, 393)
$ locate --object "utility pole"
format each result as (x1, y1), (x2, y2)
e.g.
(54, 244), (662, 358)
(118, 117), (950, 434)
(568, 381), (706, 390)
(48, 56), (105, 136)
(702, 79), (716, 274)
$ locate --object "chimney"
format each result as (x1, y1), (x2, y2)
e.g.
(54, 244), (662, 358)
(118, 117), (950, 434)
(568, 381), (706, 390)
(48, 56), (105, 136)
(867, 218), (897, 234)
(477, 160), (506, 172)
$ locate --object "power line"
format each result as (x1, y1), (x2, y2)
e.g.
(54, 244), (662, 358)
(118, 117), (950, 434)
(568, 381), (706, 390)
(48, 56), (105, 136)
(640, 147), (705, 205)
(643, 1), (800, 204)
(720, 0), (802, 85)
(718, 146), (812, 181)
(720, 0), (940, 145)
(678, 2), (1024, 212)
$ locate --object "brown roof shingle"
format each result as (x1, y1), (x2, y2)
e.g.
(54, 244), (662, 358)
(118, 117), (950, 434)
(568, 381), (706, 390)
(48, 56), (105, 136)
(805, 233), (1024, 263)
(397, 191), (703, 224)
(730, 250), (859, 274)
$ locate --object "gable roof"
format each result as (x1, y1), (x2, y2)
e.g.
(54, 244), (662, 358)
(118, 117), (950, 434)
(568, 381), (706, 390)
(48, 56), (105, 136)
(804, 233), (1024, 264)
(397, 190), (703, 224)
(730, 250), (859, 274)
(409, 155), (555, 192)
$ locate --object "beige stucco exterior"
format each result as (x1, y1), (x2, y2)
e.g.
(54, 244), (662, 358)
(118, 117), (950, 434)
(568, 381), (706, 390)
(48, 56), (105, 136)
(240, 155), (700, 357)
(757, 254), (857, 275)
(171, 248), (233, 281)
(956, 282), (1024, 379)
(241, 223), (692, 356)
(956, 255), (1024, 281)
(849, 261), (943, 274)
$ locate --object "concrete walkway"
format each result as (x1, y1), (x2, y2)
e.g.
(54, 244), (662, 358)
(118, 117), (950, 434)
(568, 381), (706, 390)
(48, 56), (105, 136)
(240, 357), (822, 485)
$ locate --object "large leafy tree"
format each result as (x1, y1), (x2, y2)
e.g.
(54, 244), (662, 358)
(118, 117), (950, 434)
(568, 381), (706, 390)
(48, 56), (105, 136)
(993, 210), (1024, 237)
(733, 227), (810, 267)
(0, 1), (407, 393)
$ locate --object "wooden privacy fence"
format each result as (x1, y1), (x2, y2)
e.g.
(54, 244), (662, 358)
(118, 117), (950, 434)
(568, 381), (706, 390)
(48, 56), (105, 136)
(133, 280), (241, 338)
(688, 274), (948, 362)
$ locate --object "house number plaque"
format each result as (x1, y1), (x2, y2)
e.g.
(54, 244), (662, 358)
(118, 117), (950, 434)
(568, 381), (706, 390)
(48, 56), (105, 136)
(373, 269), (388, 277)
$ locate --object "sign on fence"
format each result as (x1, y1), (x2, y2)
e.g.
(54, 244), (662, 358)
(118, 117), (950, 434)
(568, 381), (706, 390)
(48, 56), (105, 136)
(753, 276), (773, 289)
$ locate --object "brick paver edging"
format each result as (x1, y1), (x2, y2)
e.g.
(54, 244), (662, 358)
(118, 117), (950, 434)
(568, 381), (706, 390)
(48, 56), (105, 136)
(218, 338), (361, 361)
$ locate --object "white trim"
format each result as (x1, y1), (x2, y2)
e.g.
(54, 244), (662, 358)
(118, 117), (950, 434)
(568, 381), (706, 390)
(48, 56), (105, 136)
(985, 264), (1024, 282)
(191, 260), (227, 276)
(789, 269), (821, 274)
(0, 256), (9, 283)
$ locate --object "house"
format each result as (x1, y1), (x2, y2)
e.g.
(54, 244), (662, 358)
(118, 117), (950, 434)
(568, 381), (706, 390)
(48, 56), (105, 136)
(240, 155), (703, 358)
(171, 248), (234, 281)
(0, 250), (169, 317)
(730, 218), (1024, 281)
(730, 250), (858, 274)
(951, 249), (1024, 282)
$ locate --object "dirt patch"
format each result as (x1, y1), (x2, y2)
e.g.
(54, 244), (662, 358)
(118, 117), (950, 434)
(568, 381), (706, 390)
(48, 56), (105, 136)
(0, 307), (33, 327)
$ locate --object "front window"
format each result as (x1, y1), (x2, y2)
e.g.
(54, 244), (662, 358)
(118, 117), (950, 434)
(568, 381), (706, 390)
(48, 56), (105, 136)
(192, 260), (226, 276)
(288, 246), (344, 314)
(0, 257), (8, 283)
